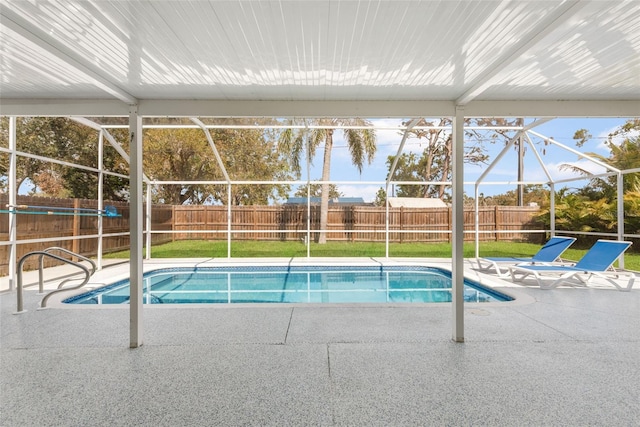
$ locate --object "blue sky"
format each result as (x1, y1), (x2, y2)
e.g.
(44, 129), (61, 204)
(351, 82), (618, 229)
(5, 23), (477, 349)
(303, 117), (637, 202)
(14, 116), (635, 202)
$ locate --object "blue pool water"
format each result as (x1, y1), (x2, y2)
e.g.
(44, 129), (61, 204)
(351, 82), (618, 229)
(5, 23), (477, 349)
(64, 266), (512, 305)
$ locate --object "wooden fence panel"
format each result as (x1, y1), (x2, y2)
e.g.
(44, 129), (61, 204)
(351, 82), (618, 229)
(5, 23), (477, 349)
(353, 207), (385, 242)
(168, 205), (541, 244)
(2, 196), (541, 275)
(0, 195), (171, 275)
(496, 206), (542, 241)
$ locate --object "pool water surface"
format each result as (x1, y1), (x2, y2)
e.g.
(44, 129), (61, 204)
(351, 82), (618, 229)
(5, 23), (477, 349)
(64, 266), (512, 305)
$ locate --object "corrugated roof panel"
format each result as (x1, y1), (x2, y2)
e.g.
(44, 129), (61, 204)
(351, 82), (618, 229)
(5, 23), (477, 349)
(482, 1), (640, 100)
(5, 0), (130, 81)
(0, 24), (111, 98)
(0, 0), (638, 104)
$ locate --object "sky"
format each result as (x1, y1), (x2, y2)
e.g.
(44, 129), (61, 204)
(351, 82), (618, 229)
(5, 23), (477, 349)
(12, 116), (637, 202)
(302, 117), (638, 203)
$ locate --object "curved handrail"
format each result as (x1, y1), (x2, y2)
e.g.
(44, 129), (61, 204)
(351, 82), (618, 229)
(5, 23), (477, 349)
(40, 261), (91, 308)
(15, 251), (91, 313)
(37, 247), (96, 293)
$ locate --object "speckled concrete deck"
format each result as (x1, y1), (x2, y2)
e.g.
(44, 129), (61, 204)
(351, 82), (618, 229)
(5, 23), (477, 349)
(2, 259), (639, 426)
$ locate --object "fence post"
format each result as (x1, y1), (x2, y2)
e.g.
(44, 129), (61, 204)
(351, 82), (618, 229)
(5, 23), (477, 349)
(72, 198), (80, 260)
(448, 206), (452, 243)
(495, 206), (500, 241)
(171, 205), (176, 242)
(204, 205), (209, 240)
(253, 205), (257, 241)
(399, 206), (404, 244)
(350, 206), (355, 242)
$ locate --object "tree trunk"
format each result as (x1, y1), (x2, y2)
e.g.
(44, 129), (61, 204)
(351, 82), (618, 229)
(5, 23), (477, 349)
(423, 143), (435, 198)
(439, 135), (452, 199)
(318, 132), (333, 244)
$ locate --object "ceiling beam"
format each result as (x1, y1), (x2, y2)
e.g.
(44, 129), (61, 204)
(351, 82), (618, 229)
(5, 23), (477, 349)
(137, 100), (457, 118)
(1, 98), (638, 118)
(0, 98), (131, 116)
(0, 8), (137, 104)
(463, 100), (640, 118)
(456, 0), (589, 105)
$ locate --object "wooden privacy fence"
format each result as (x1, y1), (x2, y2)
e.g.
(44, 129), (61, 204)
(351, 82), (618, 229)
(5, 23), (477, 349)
(171, 205), (542, 243)
(1, 196), (541, 275)
(0, 195), (172, 275)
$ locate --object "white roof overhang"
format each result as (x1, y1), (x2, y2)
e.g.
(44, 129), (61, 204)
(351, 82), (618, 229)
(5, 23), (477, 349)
(1, 0), (639, 118)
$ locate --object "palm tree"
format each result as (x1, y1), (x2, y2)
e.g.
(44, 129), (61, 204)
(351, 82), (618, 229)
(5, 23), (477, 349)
(561, 135), (640, 199)
(280, 118), (376, 243)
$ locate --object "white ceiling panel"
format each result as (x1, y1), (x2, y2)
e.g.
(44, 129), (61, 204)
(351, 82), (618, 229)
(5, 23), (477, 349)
(482, 1), (640, 100)
(0, 0), (639, 116)
(0, 22), (114, 98)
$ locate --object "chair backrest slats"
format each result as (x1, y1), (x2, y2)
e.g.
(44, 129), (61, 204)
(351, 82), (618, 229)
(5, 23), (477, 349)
(574, 240), (632, 271)
(531, 236), (576, 262)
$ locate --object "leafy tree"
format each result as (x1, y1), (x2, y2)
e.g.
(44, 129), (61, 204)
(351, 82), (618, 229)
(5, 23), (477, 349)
(2, 117), (291, 205)
(535, 189), (640, 247)
(143, 128), (217, 204)
(1, 117), (57, 194)
(293, 183), (342, 199)
(383, 152), (424, 198)
(541, 119), (640, 249)
(539, 119), (640, 248)
(209, 128), (291, 205)
(0, 117), (129, 199)
(385, 118), (520, 201)
(480, 185), (550, 207)
(572, 128), (592, 147)
(373, 188), (388, 206)
(144, 127), (291, 205)
(279, 118), (376, 243)
(623, 191), (640, 236)
(562, 119), (640, 200)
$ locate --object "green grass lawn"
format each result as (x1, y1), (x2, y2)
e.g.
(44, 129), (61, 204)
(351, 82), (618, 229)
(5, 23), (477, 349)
(104, 239), (640, 271)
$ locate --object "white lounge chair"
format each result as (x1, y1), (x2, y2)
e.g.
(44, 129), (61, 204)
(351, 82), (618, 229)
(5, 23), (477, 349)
(509, 240), (636, 291)
(476, 236), (576, 277)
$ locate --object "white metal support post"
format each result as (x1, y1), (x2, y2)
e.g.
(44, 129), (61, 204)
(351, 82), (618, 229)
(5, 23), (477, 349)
(129, 106), (144, 348)
(452, 107), (465, 343)
(97, 130), (104, 270)
(473, 192), (481, 257)
(617, 173), (625, 269)
(550, 183), (556, 237)
(146, 184), (152, 260)
(385, 190), (390, 257)
(8, 117), (17, 291)
(227, 185), (232, 258)
(306, 137), (311, 257)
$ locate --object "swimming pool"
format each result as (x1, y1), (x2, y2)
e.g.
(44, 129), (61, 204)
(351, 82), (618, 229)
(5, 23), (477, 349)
(64, 265), (512, 305)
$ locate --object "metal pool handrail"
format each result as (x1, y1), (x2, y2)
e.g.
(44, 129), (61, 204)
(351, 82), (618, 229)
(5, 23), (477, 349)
(38, 247), (96, 293)
(15, 250), (93, 313)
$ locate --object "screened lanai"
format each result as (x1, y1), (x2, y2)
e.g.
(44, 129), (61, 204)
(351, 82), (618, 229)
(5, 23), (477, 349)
(1, 0), (639, 347)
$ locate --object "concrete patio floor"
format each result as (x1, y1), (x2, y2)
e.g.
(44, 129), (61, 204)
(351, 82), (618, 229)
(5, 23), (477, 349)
(1, 259), (639, 426)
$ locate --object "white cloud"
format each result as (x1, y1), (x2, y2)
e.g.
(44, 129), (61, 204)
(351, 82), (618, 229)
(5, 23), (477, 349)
(526, 160), (606, 183)
(596, 125), (640, 151)
(338, 184), (382, 203)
